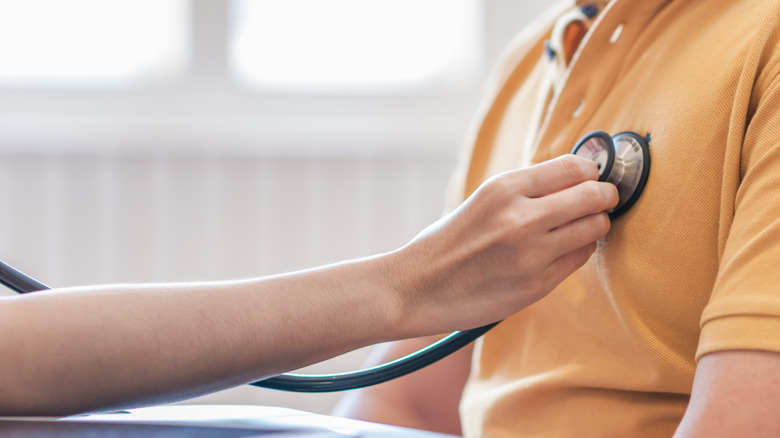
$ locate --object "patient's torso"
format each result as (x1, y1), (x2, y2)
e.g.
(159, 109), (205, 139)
(457, 0), (780, 436)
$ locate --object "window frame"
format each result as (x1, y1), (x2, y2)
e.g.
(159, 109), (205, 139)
(0, 0), (548, 158)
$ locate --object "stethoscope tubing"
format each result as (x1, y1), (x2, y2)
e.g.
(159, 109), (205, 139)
(0, 260), (50, 294)
(253, 322), (498, 392)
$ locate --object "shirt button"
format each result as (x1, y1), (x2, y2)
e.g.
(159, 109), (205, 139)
(573, 100), (585, 118)
(610, 23), (625, 44)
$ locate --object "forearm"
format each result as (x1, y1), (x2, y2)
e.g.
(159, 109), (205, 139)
(0, 255), (400, 416)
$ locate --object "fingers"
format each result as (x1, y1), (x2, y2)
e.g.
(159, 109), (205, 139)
(513, 155), (600, 198)
(546, 212), (611, 260)
(539, 179), (619, 230)
(544, 242), (597, 286)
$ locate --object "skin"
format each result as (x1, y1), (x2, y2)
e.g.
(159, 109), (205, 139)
(0, 155), (618, 417)
(332, 336), (473, 435)
(332, 335), (471, 436)
(673, 350), (780, 438)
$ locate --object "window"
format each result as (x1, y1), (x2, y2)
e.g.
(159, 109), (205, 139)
(0, 1), (494, 156)
(230, 0), (483, 93)
(0, 0), (188, 88)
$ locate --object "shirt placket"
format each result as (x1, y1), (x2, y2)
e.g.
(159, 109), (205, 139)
(533, 0), (672, 163)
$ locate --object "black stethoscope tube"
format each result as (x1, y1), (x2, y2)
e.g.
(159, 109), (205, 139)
(0, 258), (496, 392)
(253, 322), (498, 392)
(0, 260), (51, 294)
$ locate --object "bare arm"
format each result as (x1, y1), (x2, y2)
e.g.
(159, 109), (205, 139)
(674, 350), (780, 437)
(0, 155), (617, 417)
(0, 261), (404, 416)
(332, 337), (472, 436)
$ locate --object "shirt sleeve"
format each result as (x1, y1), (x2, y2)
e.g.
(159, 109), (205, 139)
(697, 71), (780, 359)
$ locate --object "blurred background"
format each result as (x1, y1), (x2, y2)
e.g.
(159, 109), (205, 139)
(0, 0), (548, 414)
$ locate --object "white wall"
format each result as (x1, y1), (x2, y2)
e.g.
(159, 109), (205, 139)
(0, 0), (552, 414)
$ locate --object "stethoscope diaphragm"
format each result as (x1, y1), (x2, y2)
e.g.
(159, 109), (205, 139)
(571, 131), (650, 219)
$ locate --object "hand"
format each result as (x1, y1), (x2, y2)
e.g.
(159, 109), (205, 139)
(387, 154), (619, 337)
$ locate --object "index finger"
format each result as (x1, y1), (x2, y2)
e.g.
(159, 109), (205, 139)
(513, 155), (599, 198)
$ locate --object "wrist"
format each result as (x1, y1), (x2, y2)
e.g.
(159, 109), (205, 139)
(363, 250), (414, 342)
(319, 252), (413, 345)
(372, 244), (440, 341)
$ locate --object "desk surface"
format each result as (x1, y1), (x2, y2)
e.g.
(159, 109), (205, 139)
(0, 405), (458, 437)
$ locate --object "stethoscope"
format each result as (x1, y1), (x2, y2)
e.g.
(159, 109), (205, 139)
(0, 130), (649, 392)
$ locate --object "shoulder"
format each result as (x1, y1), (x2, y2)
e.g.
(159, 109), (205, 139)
(731, 0), (780, 96)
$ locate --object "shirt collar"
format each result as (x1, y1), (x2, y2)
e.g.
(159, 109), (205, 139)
(576, 0), (672, 7)
(576, 0), (675, 19)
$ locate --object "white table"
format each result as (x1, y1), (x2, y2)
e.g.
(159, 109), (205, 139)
(0, 404), (459, 437)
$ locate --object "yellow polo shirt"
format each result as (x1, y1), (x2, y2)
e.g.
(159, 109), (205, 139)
(453, 0), (780, 436)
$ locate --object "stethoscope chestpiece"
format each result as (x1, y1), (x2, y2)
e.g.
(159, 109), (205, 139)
(571, 130), (650, 219)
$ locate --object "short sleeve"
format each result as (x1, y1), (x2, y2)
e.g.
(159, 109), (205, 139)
(698, 72), (780, 359)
